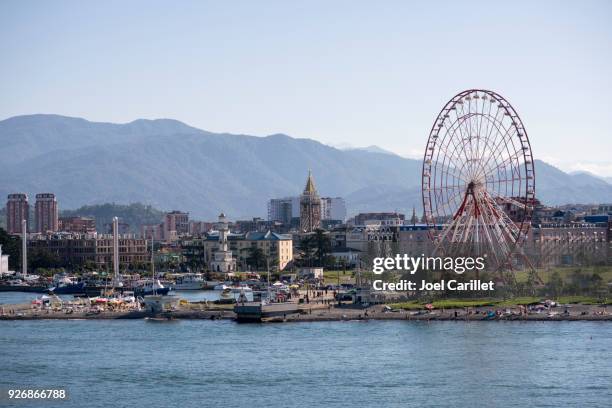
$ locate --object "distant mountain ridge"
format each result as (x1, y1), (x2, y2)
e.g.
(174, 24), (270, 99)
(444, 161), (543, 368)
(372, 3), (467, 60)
(1, 114), (611, 219)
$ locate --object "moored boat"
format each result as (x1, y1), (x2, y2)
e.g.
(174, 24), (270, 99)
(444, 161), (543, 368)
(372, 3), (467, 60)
(234, 300), (300, 322)
(133, 279), (170, 297)
(169, 273), (206, 290)
(48, 275), (87, 294)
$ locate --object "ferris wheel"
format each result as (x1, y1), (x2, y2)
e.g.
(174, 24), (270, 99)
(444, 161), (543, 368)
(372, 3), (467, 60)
(422, 89), (535, 269)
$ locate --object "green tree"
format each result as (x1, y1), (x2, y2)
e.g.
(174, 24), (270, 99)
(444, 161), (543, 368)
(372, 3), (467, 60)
(29, 248), (63, 270)
(243, 246), (266, 270)
(547, 271), (564, 298)
(589, 273), (604, 294)
(313, 229), (331, 267)
(61, 202), (165, 233)
(296, 235), (317, 267)
(0, 227), (21, 270)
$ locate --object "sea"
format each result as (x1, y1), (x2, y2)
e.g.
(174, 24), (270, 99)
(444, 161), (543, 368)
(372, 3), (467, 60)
(1, 292), (611, 407)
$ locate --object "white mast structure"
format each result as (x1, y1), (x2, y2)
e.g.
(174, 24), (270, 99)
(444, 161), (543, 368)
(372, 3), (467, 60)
(21, 219), (27, 276)
(150, 232), (155, 279)
(112, 217), (122, 287)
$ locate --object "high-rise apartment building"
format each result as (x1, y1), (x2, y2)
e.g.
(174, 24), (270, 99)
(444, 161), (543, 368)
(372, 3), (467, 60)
(6, 193), (29, 234)
(163, 211), (189, 241)
(35, 193), (59, 233)
(267, 198), (295, 225)
(269, 195), (345, 225)
(321, 197), (347, 221)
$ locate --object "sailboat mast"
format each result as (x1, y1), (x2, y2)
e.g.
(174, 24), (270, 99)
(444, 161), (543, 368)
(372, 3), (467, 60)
(112, 217), (119, 285)
(150, 233), (155, 279)
(22, 219), (27, 276)
(267, 258), (270, 301)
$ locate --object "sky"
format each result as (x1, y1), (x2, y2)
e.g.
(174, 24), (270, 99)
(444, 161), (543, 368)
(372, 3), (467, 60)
(1, 0), (611, 176)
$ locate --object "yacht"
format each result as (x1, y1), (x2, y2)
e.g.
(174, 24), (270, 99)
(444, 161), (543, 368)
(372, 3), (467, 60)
(133, 279), (170, 297)
(213, 282), (253, 293)
(48, 275), (87, 294)
(171, 273), (206, 290)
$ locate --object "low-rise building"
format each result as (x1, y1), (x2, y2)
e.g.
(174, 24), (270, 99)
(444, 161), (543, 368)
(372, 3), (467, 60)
(141, 224), (163, 241)
(0, 246), (10, 276)
(188, 220), (214, 236)
(350, 212), (405, 227)
(27, 232), (148, 269)
(58, 216), (96, 234)
(183, 230), (293, 272)
(330, 247), (361, 268)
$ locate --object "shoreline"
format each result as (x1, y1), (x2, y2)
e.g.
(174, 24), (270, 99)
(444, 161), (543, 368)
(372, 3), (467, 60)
(1, 304), (611, 322)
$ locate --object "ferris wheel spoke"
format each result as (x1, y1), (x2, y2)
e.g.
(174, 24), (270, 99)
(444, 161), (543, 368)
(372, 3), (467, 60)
(477, 210), (502, 262)
(439, 114), (480, 178)
(432, 160), (470, 184)
(474, 106), (511, 162)
(474, 94), (490, 173)
(479, 148), (524, 182)
(453, 105), (480, 179)
(432, 133), (466, 179)
(482, 119), (524, 177)
(432, 186), (466, 218)
(444, 106), (475, 165)
(477, 118), (518, 175)
(482, 192), (522, 239)
(478, 193), (515, 263)
(472, 108), (506, 174)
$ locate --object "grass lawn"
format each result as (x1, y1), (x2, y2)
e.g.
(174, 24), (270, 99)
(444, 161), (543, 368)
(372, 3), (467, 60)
(431, 299), (497, 308)
(386, 301), (422, 310)
(388, 295), (609, 310)
(554, 295), (607, 305)
(323, 270), (356, 285)
(495, 297), (541, 307)
(524, 266), (612, 285)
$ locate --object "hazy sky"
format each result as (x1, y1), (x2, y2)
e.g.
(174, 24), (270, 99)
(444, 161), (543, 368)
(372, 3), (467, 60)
(1, 1), (611, 175)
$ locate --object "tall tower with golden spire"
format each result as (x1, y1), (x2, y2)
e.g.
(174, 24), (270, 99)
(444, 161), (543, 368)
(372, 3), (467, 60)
(300, 170), (321, 232)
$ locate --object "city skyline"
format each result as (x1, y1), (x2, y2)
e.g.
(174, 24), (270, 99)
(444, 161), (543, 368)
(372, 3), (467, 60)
(1, 1), (611, 176)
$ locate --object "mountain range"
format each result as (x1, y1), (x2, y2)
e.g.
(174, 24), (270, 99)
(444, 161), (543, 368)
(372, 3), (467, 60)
(1, 114), (611, 220)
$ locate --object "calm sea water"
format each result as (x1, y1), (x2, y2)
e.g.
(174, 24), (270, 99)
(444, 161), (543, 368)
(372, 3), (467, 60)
(1, 319), (611, 407)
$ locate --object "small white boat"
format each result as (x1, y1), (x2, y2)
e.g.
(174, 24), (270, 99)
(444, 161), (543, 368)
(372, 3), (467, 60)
(6, 279), (26, 286)
(229, 285), (252, 294)
(213, 284), (227, 291)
